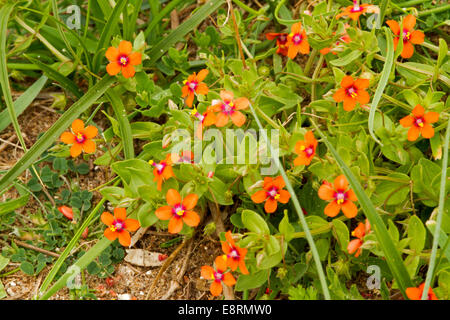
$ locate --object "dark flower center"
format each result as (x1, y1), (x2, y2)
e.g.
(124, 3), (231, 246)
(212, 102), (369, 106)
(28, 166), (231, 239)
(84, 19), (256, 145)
(172, 204), (186, 217)
(221, 100), (235, 115)
(346, 86), (358, 98)
(118, 55), (129, 67)
(335, 192), (346, 204)
(111, 220), (124, 232)
(75, 133), (86, 144)
(267, 187), (280, 200)
(415, 117), (424, 128)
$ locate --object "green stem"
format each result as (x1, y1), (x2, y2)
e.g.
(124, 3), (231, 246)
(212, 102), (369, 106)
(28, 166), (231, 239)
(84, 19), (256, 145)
(421, 117), (450, 299)
(248, 102), (331, 300)
(418, 4), (450, 17)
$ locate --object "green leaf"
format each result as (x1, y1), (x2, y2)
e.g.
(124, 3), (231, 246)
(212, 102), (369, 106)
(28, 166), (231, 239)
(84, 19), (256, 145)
(235, 269), (269, 291)
(330, 50), (362, 67)
(279, 211), (295, 242)
(332, 219), (349, 251)
(20, 261), (34, 275)
(408, 215), (426, 253)
(0, 194), (29, 216)
(137, 202), (158, 228)
(241, 209), (269, 235)
(368, 27), (394, 146)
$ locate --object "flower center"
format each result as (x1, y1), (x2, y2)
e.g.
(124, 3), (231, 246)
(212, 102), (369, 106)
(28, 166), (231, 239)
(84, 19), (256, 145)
(150, 160), (166, 174)
(267, 187), (280, 200)
(290, 33), (302, 45)
(278, 34), (287, 45)
(173, 204), (185, 217)
(118, 55), (129, 66)
(229, 249), (240, 260)
(335, 192), (346, 205)
(346, 86), (358, 98)
(213, 271), (223, 282)
(184, 81), (198, 92)
(75, 133), (85, 144)
(403, 30), (411, 42)
(415, 117), (424, 128)
(221, 100), (235, 115)
(351, 0), (362, 12)
(110, 220), (124, 232)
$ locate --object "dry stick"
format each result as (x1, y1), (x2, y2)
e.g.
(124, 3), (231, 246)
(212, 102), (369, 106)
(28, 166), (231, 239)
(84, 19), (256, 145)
(0, 134), (19, 153)
(227, 0), (247, 70)
(160, 239), (195, 300)
(145, 237), (190, 300)
(207, 190), (235, 300)
(8, 239), (60, 258)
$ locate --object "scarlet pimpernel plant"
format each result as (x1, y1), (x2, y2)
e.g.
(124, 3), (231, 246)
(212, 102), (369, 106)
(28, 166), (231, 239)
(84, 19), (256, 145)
(0, 0), (448, 303)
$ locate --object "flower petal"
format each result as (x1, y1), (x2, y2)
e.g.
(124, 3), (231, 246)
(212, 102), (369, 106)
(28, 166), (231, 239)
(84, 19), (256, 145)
(118, 230), (131, 246)
(356, 90), (370, 104)
(277, 190), (291, 204)
(81, 139), (96, 154)
(334, 174), (348, 191)
(333, 88), (347, 102)
(155, 206), (173, 220)
(83, 125), (98, 139)
(201, 265), (214, 280)
(104, 228), (118, 241)
(124, 218), (140, 232)
(182, 193), (198, 210)
(341, 75), (354, 88)
(251, 190), (268, 203)
(60, 132), (75, 144)
(273, 176), (286, 189)
(402, 14), (416, 31)
(196, 69), (209, 82)
(234, 97), (249, 110)
(129, 52), (142, 66)
(101, 212), (115, 226)
(421, 123), (434, 139)
(210, 281), (222, 297)
(400, 115), (415, 127)
(196, 82), (209, 95)
(407, 126), (420, 141)
(412, 104), (425, 117)
(118, 40), (132, 55)
(424, 111), (439, 124)
(114, 207), (127, 221)
(168, 217), (183, 234)
(70, 143), (83, 158)
(230, 111), (246, 127)
(71, 119), (85, 134)
(342, 200), (358, 218)
(324, 201), (341, 217)
(347, 238), (362, 255)
(121, 65), (136, 78)
(386, 20), (400, 35)
(166, 189), (181, 206)
(401, 41), (414, 59)
(343, 96), (357, 111)
(410, 30), (424, 45)
(264, 198), (278, 213)
(406, 287), (422, 300)
(354, 78), (370, 90)
(183, 210), (200, 227)
(222, 272), (236, 286)
(106, 62), (121, 76)
(318, 182), (335, 200)
(105, 46), (119, 62)
(215, 112), (229, 127)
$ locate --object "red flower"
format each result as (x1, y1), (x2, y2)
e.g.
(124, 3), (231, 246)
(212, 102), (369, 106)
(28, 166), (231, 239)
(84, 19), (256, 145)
(336, 1), (374, 21)
(387, 15), (424, 59)
(201, 256), (236, 297)
(101, 208), (140, 247)
(211, 90), (249, 128)
(294, 131), (318, 166)
(105, 40), (142, 78)
(191, 106), (216, 139)
(251, 176), (291, 214)
(181, 69), (209, 108)
(333, 75), (370, 111)
(318, 175), (358, 218)
(266, 33), (289, 56)
(406, 283), (439, 300)
(399, 104), (439, 141)
(155, 189), (200, 234)
(287, 22), (310, 59)
(60, 119), (98, 158)
(221, 231), (249, 274)
(347, 219), (371, 257)
(149, 154), (177, 191)
(58, 205), (74, 220)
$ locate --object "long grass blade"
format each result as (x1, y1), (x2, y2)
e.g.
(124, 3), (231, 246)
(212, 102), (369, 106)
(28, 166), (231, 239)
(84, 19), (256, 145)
(0, 76), (115, 192)
(421, 118), (450, 299)
(311, 120), (413, 297)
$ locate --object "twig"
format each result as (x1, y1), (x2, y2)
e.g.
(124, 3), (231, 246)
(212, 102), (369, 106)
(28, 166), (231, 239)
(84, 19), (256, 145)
(226, 0), (247, 69)
(11, 239), (60, 258)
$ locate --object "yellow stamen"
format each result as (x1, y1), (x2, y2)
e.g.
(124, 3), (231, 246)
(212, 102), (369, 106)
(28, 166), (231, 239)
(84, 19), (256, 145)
(176, 209), (185, 216)
(183, 80), (187, 84)
(350, 92), (357, 98)
(148, 160), (154, 165)
(222, 254), (227, 261)
(337, 199), (344, 205)
(110, 225), (117, 232)
(418, 122), (424, 127)
(299, 145), (306, 151)
(351, 231), (356, 236)
(211, 274), (215, 280)
(274, 194), (280, 200)
(288, 32), (293, 37)
(191, 108), (198, 116)
(229, 102), (234, 107)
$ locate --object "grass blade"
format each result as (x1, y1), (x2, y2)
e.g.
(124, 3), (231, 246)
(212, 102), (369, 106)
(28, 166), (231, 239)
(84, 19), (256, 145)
(0, 75), (47, 133)
(248, 103), (331, 300)
(368, 27), (394, 147)
(143, 0), (186, 40)
(421, 118), (450, 299)
(311, 120), (413, 297)
(148, 0), (225, 64)
(106, 90), (135, 159)
(0, 76), (115, 192)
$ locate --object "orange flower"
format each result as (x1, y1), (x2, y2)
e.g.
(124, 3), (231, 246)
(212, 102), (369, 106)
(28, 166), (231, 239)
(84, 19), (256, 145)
(294, 131), (318, 166)
(347, 219), (371, 257)
(60, 119), (98, 158)
(266, 33), (289, 56)
(406, 283), (439, 300)
(155, 189), (200, 234)
(177, 150), (195, 164)
(251, 176), (291, 214)
(105, 40), (142, 78)
(181, 69), (209, 108)
(149, 154), (177, 191)
(201, 255), (236, 297)
(320, 31), (351, 55)
(333, 75), (370, 111)
(318, 175), (358, 218)
(221, 231), (249, 274)
(399, 104), (439, 141)
(191, 106), (216, 139)
(387, 15), (424, 59)
(101, 208), (140, 247)
(287, 22), (310, 59)
(336, 1), (372, 21)
(211, 90), (249, 128)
